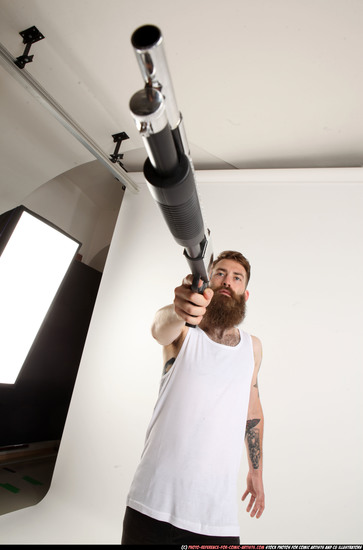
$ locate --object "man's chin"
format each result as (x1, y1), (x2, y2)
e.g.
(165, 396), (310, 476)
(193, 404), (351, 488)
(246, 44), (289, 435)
(203, 291), (246, 329)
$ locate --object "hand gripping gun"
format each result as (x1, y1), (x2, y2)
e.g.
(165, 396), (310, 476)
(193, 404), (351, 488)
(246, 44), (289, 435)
(129, 25), (213, 322)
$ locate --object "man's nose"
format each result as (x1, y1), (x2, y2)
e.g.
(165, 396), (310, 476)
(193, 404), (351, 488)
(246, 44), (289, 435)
(223, 276), (231, 287)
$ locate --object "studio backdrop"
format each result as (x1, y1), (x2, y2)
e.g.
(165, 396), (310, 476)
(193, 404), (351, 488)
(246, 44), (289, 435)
(0, 168), (362, 544)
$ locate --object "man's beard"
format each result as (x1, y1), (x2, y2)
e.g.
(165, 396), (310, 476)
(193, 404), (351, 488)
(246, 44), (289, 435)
(202, 287), (247, 330)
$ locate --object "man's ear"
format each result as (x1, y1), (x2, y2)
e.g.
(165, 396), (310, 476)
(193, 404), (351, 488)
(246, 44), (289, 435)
(244, 289), (250, 302)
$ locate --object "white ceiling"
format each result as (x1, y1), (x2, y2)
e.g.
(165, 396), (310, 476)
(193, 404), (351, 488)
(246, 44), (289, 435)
(0, 0), (363, 214)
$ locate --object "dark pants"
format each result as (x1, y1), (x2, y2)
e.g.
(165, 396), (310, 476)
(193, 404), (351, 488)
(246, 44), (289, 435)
(121, 506), (240, 545)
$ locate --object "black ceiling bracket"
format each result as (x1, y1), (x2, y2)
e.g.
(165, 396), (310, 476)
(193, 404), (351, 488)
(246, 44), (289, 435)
(110, 132), (129, 171)
(14, 26), (45, 69)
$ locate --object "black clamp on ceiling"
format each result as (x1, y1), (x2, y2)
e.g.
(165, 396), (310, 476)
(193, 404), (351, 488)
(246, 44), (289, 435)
(14, 26), (45, 69)
(110, 132), (129, 171)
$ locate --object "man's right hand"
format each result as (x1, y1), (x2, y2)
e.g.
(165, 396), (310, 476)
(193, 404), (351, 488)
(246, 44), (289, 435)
(174, 275), (214, 326)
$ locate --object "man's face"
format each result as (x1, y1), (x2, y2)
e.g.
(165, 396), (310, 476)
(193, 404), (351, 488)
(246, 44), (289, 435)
(209, 259), (249, 296)
(203, 259), (250, 330)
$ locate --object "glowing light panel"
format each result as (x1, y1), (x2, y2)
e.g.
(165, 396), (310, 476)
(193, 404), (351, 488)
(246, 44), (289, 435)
(0, 210), (79, 384)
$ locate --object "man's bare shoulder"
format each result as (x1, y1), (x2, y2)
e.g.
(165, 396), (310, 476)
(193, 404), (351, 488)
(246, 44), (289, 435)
(167, 325), (189, 352)
(162, 325), (189, 366)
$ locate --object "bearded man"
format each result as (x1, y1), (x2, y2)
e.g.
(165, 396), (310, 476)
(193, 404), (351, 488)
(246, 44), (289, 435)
(122, 251), (265, 545)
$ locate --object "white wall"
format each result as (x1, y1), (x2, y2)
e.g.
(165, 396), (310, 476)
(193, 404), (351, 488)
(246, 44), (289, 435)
(86, 208), (119, 269)
(22, 171), (122, 270)
(0, 168), (362, 544)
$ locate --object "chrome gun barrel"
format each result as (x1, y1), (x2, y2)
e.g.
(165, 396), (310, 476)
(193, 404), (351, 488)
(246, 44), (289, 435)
(131, 24), (190, 159)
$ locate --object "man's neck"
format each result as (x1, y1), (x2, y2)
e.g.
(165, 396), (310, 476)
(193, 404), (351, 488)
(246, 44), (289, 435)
(199, 322), (240, 347)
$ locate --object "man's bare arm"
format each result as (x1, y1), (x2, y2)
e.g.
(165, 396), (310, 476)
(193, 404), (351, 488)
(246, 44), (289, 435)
(242, 335), (265, 518)
(151, 304), (186, 346)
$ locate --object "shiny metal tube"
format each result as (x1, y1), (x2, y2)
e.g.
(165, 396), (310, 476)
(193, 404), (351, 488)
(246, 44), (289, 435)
(129, 88), (178, 176)
(129, 87), (168, 136)
(131, 24), (190, 158)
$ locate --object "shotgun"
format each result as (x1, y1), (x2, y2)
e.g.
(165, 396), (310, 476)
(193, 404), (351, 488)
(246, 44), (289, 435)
(129, 25), (213, 308)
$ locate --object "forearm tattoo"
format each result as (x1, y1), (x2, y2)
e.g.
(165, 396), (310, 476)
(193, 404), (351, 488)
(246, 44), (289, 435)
(245, 418), (261, 469)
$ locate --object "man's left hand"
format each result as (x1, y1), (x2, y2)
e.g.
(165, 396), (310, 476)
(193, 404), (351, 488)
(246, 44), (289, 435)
(241, 471), (265, 518)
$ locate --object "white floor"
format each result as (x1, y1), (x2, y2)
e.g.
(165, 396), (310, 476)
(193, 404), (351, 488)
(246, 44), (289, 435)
(0, 454), (57, 516)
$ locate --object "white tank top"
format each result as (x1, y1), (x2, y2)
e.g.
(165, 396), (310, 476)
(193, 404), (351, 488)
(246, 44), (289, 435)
(126, 326), (254, 537)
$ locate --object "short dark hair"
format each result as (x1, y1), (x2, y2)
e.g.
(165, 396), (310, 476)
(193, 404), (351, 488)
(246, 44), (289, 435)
(211, 250), (251, 286)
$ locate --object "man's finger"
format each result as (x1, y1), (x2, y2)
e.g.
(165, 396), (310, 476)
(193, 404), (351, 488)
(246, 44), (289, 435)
(250, 499), (265, 519)
(203, 287), (214, 302)
(246, 494), (255, 513)
(255, 506), (264, 519)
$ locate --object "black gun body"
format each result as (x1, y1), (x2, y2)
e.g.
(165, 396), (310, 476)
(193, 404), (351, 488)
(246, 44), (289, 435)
(144, 154), (205, 250)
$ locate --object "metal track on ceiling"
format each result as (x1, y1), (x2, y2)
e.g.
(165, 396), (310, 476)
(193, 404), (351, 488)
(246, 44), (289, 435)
(0, 41), (139, 194)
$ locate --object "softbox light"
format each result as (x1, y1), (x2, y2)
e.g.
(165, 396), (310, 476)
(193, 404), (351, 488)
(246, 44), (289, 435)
(0, 206), (80, 384)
